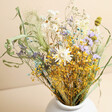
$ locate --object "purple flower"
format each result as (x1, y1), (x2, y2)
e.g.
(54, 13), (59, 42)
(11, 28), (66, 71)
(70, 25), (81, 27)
(83, 37), (93, 47)
(88, 31), (95, 37)
(50, 48), (56, 53)
(84, 46), (90, 54)
(79, 45), (90, 54)
(79, 45), (84, 51)
(16, 50), (24, 56)
(32, 52), (38, 58)
(37, 52), (44, 60)
(41, 54), (44, 61)
(93, 54), (101, 59)
(88, 39), (93, 46)
(95, 34), (99, 37)
(88, 31), (99, 42)
(60, 31), (68, 36)
(95, 39), (99, 43)
(19, 44), (27, 50)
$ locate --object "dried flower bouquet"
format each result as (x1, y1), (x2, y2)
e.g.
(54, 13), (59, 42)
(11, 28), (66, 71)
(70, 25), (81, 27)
(1, 0), (112, 106)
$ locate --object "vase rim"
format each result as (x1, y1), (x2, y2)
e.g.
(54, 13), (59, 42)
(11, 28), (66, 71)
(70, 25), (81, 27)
(56, 98), (87, 111)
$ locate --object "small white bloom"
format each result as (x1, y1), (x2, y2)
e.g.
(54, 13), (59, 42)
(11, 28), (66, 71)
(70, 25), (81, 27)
(52, 24), (58, 31)
(48, 10), (59, 18)
(41, 23), (48, 30)
(48, 10), (59, 17)
(40, 16), (46, 21)
(53, 46), (73, 65)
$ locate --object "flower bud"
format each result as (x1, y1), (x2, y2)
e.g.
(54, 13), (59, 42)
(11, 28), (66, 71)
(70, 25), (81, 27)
(95, 17), (102, 26)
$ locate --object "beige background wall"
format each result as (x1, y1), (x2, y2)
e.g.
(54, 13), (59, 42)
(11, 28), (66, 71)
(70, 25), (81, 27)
(0, 0), (112, 90)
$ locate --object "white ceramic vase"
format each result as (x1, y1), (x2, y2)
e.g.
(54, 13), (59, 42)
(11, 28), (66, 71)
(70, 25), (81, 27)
(46, 98), (97, 112)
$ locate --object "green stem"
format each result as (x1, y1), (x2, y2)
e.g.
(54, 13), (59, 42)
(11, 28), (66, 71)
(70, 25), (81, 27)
(16, 7), (26, 34)
(0, 51), (7, 58)
(101, 25), (111, 48)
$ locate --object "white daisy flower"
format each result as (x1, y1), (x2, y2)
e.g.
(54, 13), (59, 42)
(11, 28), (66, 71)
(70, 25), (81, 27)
(53, 46), (73, 65)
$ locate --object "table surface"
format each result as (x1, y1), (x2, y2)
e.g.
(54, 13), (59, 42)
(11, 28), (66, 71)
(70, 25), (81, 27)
(0, 73), (112, 112)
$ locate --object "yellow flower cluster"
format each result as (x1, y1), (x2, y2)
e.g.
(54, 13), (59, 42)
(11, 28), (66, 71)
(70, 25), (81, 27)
(31, 65), (42, 81)
(47, 44), (100, 105)
(31, 35), (100, 105)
